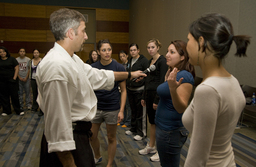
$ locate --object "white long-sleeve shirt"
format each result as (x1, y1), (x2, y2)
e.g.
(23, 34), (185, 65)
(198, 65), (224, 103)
(182, 76), (245, 167)
(36, 43), (114, 153)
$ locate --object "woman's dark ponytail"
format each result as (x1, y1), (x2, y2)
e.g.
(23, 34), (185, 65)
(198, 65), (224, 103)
(233, 35), (251, 57)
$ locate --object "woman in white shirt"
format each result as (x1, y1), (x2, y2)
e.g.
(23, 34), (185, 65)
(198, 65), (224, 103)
(29, 49), (42, 115)
(168, 13), (250, 167)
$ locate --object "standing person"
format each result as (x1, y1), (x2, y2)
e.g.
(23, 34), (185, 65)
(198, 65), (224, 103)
(36, 8), (146, 167)
(182, 13), (250, 167)
(139, 38), (168, 161)
(155, 40), (195, 167)
(0, 46), (24, 116)
(90, 39), (126, 166)
(86, 50), (98, 65)
(118, 50), (131, 128)
(125, 43), (149, 141)
(28, 49), (43, 116)
(16, 48), (31, 110)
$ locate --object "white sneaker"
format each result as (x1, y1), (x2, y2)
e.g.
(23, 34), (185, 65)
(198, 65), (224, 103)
(125, 130), (133, 135)
(133, 135), (143, 141)
(139, 144), (157, 155)
(150, 152), (160, 162)
(1, 113), (7, 116)
(20, 112), (24, 116)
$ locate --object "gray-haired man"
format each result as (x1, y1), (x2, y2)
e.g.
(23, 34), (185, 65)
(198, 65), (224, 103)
(37, 8), (146, 167)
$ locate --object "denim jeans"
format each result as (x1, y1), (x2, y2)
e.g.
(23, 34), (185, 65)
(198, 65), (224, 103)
(156, 125), (188, 167)
(19, 79), (31, 109)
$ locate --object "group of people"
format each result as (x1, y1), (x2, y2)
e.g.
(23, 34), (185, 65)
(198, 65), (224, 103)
(1, 7), (250, 167)
(0, 47), (43, 117)
(119, 38), (195, 165)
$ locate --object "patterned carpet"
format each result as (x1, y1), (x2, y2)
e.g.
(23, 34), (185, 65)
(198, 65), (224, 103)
(0, 110), (256, 167)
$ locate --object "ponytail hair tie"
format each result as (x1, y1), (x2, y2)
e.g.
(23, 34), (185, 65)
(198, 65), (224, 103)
(229, 35), (233, 42)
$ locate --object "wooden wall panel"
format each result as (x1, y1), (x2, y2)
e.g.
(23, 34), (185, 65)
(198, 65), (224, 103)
(0, 3), (4, 16)
(6, 29), (47, 42)
(96, 32), (129, 44)
(1, 3), (129, 63)
(0, 16), (49, 30)
(111, 43), (129, 54)
(0, 29), (5, 40)
(96, 8), (129, 21)
(97, 21), (129, 32)
(112, 54), (120, 62)
(4, 3), (47, 18)
(0, 16), (26, 29)
(46, 6), (64, 18)
(46, 30), (55, 42)
(2, 41), (54, 54)
(95, 8), (129, 60)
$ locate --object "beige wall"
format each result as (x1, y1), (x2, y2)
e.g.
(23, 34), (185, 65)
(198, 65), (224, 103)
(129, 0), (256, 87)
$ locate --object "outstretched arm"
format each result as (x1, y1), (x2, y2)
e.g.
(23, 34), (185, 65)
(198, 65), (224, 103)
(114, 71), (146, 82)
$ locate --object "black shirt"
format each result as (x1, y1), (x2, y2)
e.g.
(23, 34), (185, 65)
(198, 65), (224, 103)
(126, 54), (149, 89)
(144, 55), (169, 104)
(0, 56), (19, 81)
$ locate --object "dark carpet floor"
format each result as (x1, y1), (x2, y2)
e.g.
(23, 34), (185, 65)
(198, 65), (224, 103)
(0, 110), (256, 167)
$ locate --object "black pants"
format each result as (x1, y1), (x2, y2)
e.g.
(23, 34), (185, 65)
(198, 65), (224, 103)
(145, 90), (157, 124)
(40, 121), (95, 167)
(127, 89), (146, 137)
(31, 79), (39, 111)
(0, 79), (21, 115)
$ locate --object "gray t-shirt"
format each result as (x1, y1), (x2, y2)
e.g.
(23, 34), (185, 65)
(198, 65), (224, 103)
(16, 56), (31, 78)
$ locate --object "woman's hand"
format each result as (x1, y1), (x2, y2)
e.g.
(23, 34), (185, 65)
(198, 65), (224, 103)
(167, 67), (183, 92)
(141, 99), (146, 107)
(131, 71), (147, 82)
(117, 111), (124, 123)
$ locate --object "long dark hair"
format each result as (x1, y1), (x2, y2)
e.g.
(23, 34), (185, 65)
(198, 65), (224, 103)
(189, 13), (250, 61)
(88, 50), (98, 64)
(32, 49), (40, 58)
(170, 40), (195, 78)
(0, 46), (11, 57)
